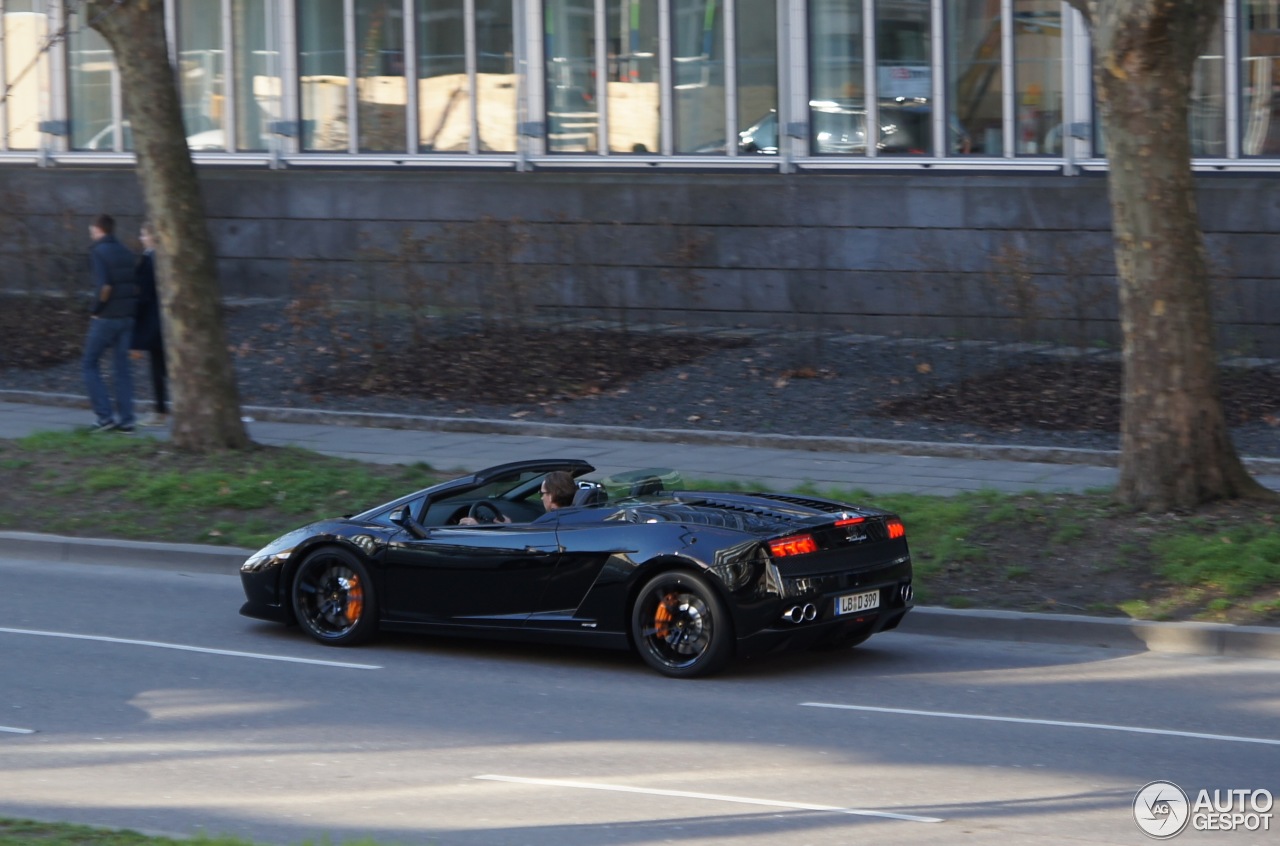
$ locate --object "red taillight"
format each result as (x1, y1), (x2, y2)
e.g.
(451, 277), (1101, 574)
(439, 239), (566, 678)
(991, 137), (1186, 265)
(886, 518), (906, 540)
(835, 517), (866, 527)
(768, 534), (818, 557)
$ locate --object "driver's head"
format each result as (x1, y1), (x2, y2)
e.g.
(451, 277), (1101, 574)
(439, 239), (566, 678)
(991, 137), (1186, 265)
(541, 471), (576, 510)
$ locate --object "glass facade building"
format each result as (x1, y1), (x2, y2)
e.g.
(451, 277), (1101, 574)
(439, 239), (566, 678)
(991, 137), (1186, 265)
(2, 0), (1280, 169)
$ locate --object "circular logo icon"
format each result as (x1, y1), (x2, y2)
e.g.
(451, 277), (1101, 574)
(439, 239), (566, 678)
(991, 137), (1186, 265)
(1134, 781), (1190, 839)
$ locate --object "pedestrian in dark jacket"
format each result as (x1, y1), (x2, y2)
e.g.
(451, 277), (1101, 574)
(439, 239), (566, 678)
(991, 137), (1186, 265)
(82, 213), (139, 433)
(130, 221), (168, 426)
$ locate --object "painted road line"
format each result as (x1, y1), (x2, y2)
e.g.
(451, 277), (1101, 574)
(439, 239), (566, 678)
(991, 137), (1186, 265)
(0, 725), (35, 734)
(802, 702), (1280, 747)
(0, 627), (381, 670)
(474, 774), (944, 823)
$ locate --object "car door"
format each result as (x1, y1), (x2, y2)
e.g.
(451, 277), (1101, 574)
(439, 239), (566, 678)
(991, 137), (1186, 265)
(380, 524), (563, 628)
(524, 522), (635, 631)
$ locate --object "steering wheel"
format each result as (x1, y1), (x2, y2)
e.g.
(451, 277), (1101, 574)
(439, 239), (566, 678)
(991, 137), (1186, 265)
(468, 501), (503, 524)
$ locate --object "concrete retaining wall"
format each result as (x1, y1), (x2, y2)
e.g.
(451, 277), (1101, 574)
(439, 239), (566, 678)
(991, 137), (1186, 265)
(2, 166), (1277, 353)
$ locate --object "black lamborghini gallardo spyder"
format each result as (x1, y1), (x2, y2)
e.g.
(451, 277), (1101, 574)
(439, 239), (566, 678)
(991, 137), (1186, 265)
(240, 459), (913, 677)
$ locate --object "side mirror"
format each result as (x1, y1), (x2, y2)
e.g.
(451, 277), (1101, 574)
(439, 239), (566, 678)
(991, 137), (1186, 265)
(391, 505), (429, 539)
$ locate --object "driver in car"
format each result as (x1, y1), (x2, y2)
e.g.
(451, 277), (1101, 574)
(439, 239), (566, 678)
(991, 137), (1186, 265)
(459, 470), (576, 524)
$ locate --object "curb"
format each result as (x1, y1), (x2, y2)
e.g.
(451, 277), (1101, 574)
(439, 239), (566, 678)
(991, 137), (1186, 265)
(902, 607), (1280, 661)
(6, 530), (1279, 661)
(0, 531), (249, 574)
(7, 389), (1280, 474)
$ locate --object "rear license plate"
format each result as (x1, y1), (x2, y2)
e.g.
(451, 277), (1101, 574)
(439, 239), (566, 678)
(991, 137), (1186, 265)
(835, 590), (880, 615)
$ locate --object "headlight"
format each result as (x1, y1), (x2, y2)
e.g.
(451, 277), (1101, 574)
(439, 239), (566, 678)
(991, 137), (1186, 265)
(241, 548), (294, 574)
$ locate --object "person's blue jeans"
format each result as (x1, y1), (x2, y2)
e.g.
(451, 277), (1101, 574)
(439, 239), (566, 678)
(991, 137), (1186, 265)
(82, 316), (136, 427)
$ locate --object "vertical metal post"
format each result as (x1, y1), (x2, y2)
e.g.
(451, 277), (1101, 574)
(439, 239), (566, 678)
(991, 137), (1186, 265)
(466, 0), (480, 153)
(111, 30), (124, 150)
(1061, 1), (1075, 175)
(404, 0), (418, 153)
(594, 0), (607, 153)
(862, 0), (875, 157)
(1068, 0), (1091, 161)
(723, 0), (737, 156)
(1224, 0), (1239, 159)
(519, 0), (546, 160)
(0, 0), (8, 152)
(1000, 0), (1013, 157)
(46, 0), (68, 158)
(223, 0), (238, 151)
(345, 0), (358, 153)
(165, 0), (178, 65)
(778, 0), (797, 169)
(278, 0), (300, 159)
(658, 0), (672, 154)
(930, 0), (944, 156)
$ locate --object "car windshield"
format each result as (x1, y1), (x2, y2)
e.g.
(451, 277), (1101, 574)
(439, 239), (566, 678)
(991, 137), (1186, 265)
(433, 469), (547, 508)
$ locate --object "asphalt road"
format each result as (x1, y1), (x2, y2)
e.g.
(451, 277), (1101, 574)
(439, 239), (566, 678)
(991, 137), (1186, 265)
(4, 553), (1278, 846)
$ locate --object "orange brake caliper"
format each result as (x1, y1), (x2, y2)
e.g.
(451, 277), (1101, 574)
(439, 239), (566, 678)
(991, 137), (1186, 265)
(345, 575), (364, 624)
(653, 592), (675, 638)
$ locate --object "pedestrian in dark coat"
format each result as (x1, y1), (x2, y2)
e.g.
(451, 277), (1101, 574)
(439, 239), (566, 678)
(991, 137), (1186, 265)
(130, 221), (168, 426)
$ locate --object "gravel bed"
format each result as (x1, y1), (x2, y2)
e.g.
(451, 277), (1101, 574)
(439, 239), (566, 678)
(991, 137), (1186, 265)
(5, 300), (1279, 460)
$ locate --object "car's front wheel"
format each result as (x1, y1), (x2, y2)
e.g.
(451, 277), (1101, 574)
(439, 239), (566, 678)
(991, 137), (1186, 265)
(292, 547), (378, 646)
(631, 571), (733, 678)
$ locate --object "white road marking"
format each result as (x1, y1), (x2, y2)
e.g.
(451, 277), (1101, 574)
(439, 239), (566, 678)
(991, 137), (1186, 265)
(0, 627), (381, 670)
(802, 702), (1280, 746)
(474, 774), (944, 823)
(0, 725), (35, 734)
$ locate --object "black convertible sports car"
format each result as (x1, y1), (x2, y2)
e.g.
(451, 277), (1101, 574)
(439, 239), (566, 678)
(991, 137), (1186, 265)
(239, 459), (914, 677)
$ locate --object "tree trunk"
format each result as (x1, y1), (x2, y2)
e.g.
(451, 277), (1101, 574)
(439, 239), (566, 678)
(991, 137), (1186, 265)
(90, 0), (249, 451)
(1078, 0), (1272, 510)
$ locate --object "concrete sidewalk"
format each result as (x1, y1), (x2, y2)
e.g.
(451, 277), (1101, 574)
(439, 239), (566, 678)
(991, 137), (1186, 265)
(7, 394), (1280, 495)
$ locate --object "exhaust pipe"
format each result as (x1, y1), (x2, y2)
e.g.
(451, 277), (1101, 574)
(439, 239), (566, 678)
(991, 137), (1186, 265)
(781, 603), (819, 624)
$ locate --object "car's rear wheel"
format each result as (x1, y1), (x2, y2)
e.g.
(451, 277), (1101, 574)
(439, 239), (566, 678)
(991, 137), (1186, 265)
(631, 571), (733, 678)
(292, 547), (378, 646)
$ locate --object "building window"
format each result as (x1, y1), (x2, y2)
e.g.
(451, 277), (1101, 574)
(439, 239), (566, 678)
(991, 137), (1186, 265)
(299, 0), (347, 151)
(544, 0), (597, 151)
(68, 13), (122, 150)
(418, 0), (470, 151)
(1191, 12), (1226, 156)
(475, 0), (516, 151)
(808, 0), (865, 155)
(672, 0), (725, 154)
(607, 0), (660, 153)
(1013, 1), (1062, 156)
(0, 0), (1264, 167)
(875, 0), (931, 155)
(736, 0), (777, 154)
(356, 0), (406, 151)
(4, 0), (48, 151)
(947, 0), (999, 155)
(234, 0), (278, 151)
(177, 0), (227, 150)
(1243, 0), (1280, 155)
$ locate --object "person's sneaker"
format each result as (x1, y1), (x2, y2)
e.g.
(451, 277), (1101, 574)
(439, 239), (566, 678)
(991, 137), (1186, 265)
(86, 420), (117, 434)
(140, 413), (169, 427)
(115, 424), (136, 434)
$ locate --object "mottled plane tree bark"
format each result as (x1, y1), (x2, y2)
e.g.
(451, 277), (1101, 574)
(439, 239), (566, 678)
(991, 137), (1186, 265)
(89, 0), (249, 451)
(1065, 0), (1273, 510)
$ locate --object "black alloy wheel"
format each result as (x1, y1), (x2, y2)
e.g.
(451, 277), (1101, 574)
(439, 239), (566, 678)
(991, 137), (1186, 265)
(631, 571), (733, 678)
(292, 547), (378, 646)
